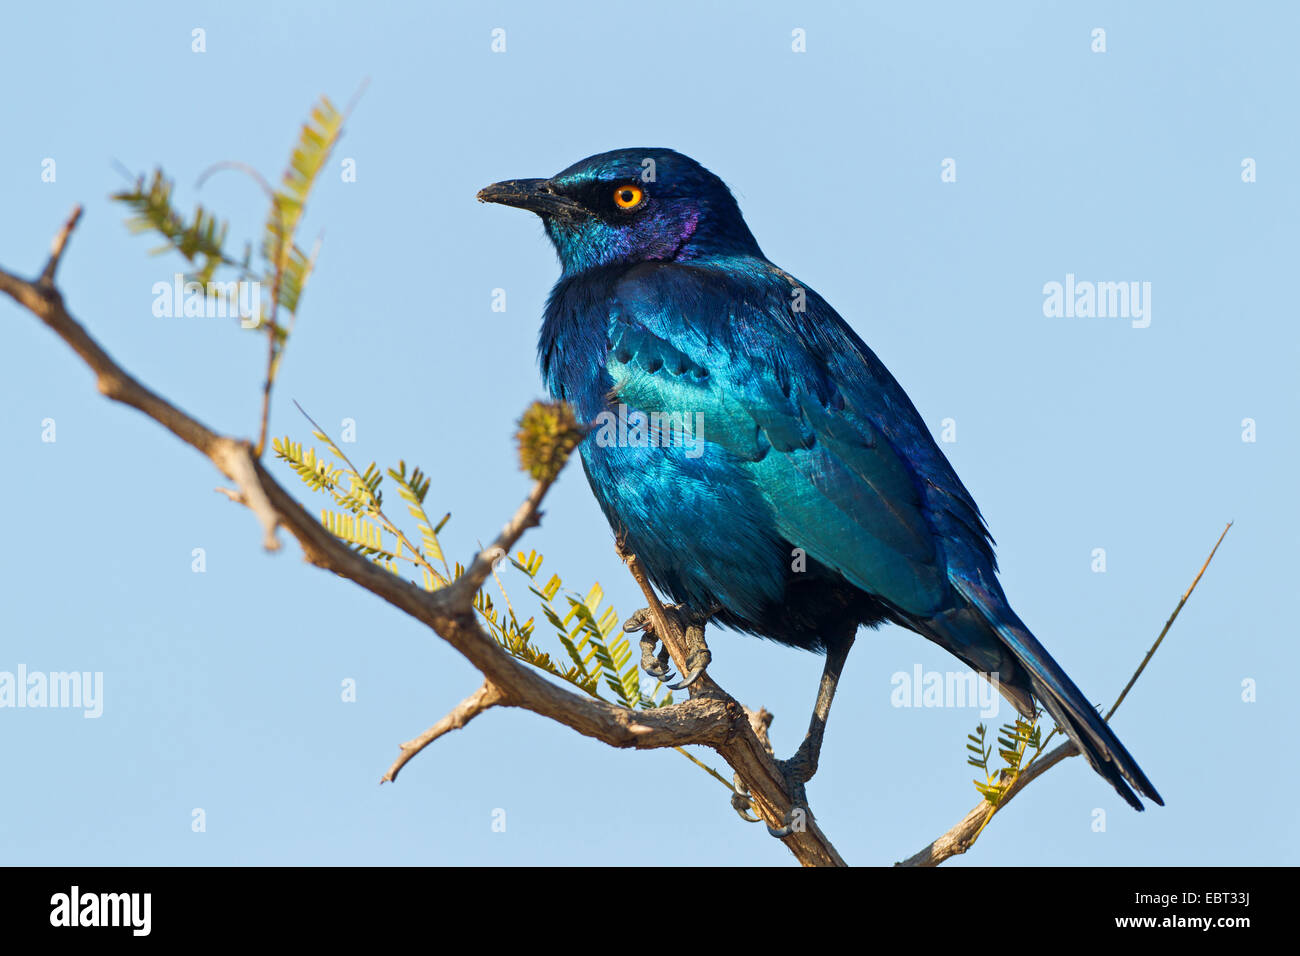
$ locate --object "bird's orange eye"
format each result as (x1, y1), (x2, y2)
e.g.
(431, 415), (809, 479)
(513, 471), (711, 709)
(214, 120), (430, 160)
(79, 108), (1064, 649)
(614, 185), (644, 209)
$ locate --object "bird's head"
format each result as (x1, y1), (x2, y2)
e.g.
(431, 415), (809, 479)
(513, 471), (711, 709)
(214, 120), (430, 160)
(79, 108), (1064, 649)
(477, 148), (762, 274)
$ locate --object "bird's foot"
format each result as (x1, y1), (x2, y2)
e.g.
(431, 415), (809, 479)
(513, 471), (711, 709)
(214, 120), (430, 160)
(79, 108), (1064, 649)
(765, 754), (814, 838)
(622, 602), (720, 692)
(729, 762), (812, 836)
(670, 631), (712, 692)
(624, 607), (675, 682)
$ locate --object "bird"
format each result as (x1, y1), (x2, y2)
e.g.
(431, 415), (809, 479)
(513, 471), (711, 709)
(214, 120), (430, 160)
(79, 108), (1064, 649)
(477, 147), (1162, 827)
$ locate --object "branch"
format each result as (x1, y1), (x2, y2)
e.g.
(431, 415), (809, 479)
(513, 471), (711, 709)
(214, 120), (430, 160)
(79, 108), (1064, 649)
(382, 682), (504, 783)
(2, 208), (844, 867)
(445, 476), (554, 604)
(896, 740), (1079, 867)
(39, 204), (83, 288)
(897, 522), (1231, 867)
(616, 548), (844, 863)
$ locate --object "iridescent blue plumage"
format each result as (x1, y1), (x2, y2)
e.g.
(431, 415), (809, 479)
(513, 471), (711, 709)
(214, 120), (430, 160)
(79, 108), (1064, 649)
(480, 148), (1161, 812)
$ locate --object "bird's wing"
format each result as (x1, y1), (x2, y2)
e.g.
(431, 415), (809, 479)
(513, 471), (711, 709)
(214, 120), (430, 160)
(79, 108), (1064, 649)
(605, 263), (954, 617)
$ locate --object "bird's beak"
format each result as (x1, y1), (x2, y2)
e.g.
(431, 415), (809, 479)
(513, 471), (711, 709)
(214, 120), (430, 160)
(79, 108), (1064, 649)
(476, 178), (585, 220)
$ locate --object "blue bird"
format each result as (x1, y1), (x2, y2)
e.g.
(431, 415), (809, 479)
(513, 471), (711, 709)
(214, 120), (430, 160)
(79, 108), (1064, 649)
(478, 148), (1162, 821)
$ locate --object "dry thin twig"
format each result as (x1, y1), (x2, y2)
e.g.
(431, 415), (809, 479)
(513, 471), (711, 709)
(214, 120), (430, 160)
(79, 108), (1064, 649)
(382, 681), (504, 783)
(896, 522), (1231, 867)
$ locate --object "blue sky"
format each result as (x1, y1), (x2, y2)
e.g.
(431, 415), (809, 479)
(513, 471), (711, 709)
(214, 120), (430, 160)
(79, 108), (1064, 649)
(1, 1), (1294, 866)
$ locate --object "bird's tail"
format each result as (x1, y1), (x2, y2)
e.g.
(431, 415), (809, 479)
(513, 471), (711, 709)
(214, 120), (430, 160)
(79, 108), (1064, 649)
(946, 579), (1163, 812)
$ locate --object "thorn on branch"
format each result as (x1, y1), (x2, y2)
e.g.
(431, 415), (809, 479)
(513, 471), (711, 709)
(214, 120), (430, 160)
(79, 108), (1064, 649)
(745, 706), (775, 756)
(38, 205), (83, 290)
(210, 439), (282, 551)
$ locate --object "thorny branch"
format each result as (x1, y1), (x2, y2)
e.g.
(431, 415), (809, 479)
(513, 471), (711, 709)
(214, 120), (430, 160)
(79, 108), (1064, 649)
(3, 208), (1224, 868)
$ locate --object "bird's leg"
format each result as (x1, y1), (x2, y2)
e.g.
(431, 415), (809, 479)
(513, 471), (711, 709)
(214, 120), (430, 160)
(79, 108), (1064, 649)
(768, 634), (855, 838)
(622, 602), (721, 692)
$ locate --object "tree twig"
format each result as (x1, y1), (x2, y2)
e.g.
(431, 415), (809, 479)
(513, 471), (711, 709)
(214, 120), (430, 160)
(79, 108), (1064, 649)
(1106, 521), (1231, 720)
(38, 205), (83, 288)
(382, 682), (504, 783)
(896, 521), (1232, 867)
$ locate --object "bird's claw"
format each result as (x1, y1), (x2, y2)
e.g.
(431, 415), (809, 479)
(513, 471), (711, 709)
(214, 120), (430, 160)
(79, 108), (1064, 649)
(621, 607), (654, 634)
(730, 774), (762, 823)
(730, 768), (809, 835)
(622, 602), (720, 692)
(766, 816), (803, 838)
(667, 647), (711, 690)
(641, 642), (675, 683)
